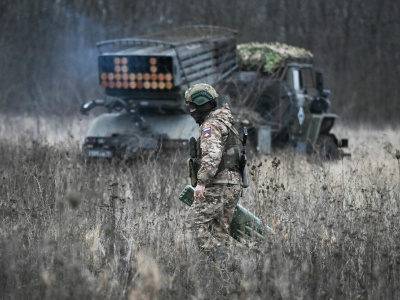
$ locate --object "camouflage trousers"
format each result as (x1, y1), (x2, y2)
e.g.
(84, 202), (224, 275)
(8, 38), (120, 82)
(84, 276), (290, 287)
(186, 184), (241, 252)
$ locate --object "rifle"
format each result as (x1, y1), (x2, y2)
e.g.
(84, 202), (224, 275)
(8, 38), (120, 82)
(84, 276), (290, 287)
(240, 127), (249, 188)
(179, 185), (274, 242)
(187, 137), (199, 187)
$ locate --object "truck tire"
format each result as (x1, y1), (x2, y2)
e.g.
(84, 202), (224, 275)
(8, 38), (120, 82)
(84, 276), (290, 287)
(317, 135), (339, 160)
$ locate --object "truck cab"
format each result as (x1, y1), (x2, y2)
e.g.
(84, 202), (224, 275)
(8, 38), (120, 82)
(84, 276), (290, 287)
(283, 63), (346, 157)
(223, 52), (348, 159)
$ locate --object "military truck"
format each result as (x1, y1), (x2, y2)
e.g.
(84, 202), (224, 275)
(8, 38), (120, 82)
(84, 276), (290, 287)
(80, 25), (348, 159)
(81, 26), (236, 158)
(219, 42), (349, 158)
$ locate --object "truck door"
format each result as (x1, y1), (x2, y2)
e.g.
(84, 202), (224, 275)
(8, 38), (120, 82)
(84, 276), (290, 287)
(284, 67), (304, 106)
(284, 66), (317, 151)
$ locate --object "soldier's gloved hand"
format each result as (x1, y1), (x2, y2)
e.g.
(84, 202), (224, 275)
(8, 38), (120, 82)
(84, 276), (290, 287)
(194, 185), (205, 201)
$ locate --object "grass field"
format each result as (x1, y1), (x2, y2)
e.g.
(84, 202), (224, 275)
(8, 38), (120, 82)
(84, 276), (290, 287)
(1, 114), (399, 299)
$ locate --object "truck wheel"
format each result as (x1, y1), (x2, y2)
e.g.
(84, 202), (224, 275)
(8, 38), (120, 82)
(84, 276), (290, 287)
(317, 135), (339, 160)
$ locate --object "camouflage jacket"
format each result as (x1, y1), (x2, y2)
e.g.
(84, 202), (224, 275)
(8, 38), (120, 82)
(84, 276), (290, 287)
(197, 103), (241, 187)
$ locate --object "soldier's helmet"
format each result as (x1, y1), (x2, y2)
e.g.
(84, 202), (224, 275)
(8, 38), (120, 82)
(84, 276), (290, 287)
(185, 83), (219, 106)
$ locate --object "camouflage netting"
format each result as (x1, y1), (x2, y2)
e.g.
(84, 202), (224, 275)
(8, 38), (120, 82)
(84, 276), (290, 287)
(237, 42), (313, 73)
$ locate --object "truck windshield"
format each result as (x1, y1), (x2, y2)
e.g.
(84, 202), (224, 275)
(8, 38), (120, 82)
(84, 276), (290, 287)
(285, 67), (316, 92)
(300, 68), (314, 90)
(300, 68), (317, 96)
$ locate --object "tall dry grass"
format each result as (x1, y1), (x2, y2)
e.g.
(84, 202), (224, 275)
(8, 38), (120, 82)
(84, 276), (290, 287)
(0, 115), (399, 299)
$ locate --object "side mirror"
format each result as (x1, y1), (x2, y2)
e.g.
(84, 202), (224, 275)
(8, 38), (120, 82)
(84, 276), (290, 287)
(322, 89), (331, 98)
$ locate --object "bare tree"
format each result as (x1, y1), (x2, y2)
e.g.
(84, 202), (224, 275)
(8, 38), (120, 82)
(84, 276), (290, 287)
(0, 0), (399, 123)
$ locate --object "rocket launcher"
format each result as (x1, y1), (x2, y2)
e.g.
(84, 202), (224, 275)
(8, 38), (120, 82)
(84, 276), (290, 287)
(179, 185), (274, 242)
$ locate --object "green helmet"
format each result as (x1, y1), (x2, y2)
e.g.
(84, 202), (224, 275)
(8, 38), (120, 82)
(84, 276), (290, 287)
(185, 83), (219, 106)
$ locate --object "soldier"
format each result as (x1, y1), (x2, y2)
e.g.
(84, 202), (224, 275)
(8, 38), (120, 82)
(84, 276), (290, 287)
(185, 83), (242, 259)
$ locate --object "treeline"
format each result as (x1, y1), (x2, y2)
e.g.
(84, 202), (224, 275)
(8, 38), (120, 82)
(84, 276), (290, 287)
(0, 0), (399, 124)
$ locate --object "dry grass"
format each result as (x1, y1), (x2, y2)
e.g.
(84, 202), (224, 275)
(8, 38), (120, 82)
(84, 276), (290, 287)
(0, 115), (399, 299)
